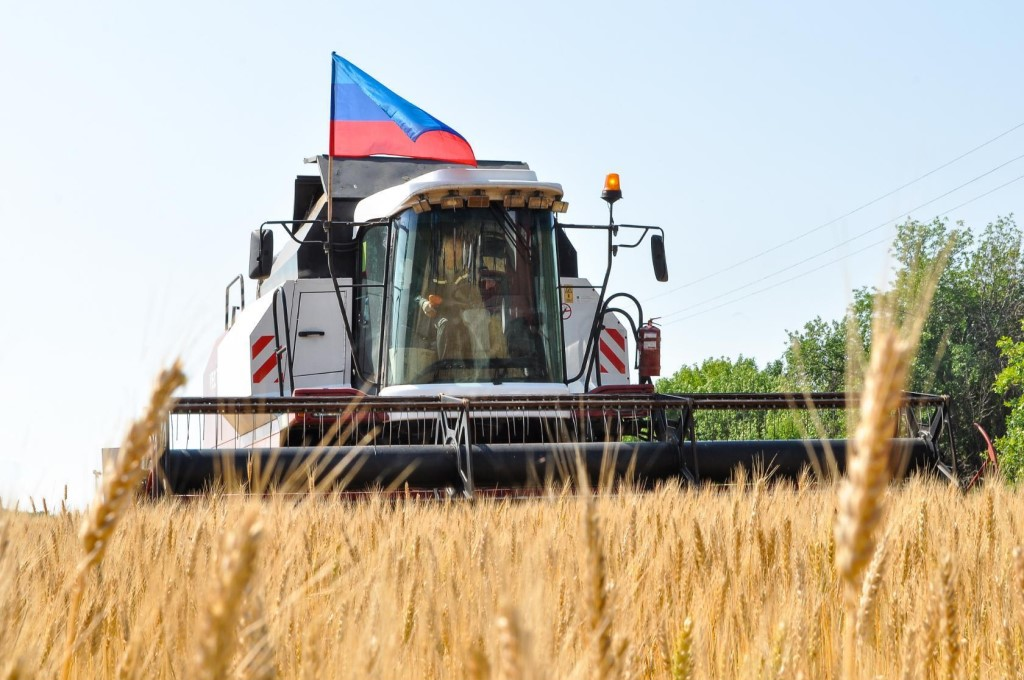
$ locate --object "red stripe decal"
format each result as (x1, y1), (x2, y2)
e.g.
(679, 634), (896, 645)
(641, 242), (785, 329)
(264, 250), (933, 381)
(605, 328), (626, 350)
(251, 335), (274, 359)
(599, 338), (627, 374)
(252, 354), (278, 384)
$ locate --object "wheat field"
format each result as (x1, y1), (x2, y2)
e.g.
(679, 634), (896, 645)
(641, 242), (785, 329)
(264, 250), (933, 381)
(1, 477), (1022, 679)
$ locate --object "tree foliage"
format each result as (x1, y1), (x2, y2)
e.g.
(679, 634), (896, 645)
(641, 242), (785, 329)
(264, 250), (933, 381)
(658, 215), (1024, 474)
(658, 355), (782, 394)
(656, 356), (844, 441)
(783, 316), (851, 393)
(860, 216), (1024, 464)
(993, 322), (1024, 482)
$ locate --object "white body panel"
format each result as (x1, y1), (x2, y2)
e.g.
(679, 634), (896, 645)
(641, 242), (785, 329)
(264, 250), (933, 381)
(203, 279), (351, 446)
(206, 279), (352, 398)
(378, 382), (571, 398)
(560, 277), (630, 390)
(378, 382), (573, 423)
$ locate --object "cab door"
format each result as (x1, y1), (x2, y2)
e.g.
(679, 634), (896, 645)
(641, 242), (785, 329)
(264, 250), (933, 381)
(290, 281), (351, 389)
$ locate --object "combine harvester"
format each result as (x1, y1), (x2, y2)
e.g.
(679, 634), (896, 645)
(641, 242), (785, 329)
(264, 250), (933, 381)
(156, 56), (958, 496)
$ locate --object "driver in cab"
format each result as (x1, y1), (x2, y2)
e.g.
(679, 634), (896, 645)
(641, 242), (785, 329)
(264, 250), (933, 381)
(415, 230), (488, 361)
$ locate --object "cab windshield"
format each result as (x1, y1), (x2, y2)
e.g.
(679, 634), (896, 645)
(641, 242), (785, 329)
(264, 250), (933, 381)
(386, 204), (564, 385)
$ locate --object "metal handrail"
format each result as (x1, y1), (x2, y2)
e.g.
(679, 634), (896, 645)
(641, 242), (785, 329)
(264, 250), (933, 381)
(224, 274), (245, 330)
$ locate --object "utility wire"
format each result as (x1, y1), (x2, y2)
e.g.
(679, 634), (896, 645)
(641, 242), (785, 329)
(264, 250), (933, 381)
(657, 152), (1024, 321)
(646, 119), (1024, 302)
(662, 171), (1024, 325)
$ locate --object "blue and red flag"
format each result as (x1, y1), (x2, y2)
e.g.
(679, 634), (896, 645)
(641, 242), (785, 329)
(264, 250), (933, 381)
(330, 53), (476, 166)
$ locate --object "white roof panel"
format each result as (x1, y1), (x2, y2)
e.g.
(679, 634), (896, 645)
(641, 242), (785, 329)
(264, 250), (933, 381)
(353, 168), (563, 222)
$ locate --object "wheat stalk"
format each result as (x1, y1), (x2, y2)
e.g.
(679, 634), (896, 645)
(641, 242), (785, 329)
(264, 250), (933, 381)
(1012, 546), (1024, 606)
(402, 579), (419, 645)
(855, 536), (888, 645)
(835, 257), (943, 678)
(466, 635), (490, 680)
(836, 318), (917, 680)
(937, 555), (959, 680)
(235, 592), (275, 680)
(836, 322), (915, 592)
(195, 508), (263, 680)
(899, 624), (917, 680)
(984, 490), (996, 554)
(2, 658), (25, 680)
(584, 499), (613, 680)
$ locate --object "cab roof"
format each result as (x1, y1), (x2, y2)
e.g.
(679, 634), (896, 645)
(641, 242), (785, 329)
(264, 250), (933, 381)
(353, 167), (564, 222)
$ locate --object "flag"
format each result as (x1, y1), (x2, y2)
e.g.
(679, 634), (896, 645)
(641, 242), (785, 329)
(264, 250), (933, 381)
(329, 53), (476, 166)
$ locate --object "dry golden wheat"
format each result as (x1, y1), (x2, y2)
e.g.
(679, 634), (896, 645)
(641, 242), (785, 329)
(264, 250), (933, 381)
(0, 481), (1020, 678)
(195, 509), (263, 680)
(855, 536), (888, 645)
(670, 617), (694, 680)
(584, 498), (613, 680)
(80, 362), (186, 569)
(8, 334), (1024, 680)
(495, 607), (523, 680)
(834, 249), (945, 679)
(936, 555), (959, 680)
(61, 361), (185, 680)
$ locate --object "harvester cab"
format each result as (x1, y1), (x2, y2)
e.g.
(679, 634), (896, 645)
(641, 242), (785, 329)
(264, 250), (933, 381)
(222, 157), (662, 399)
(158, 157), (958, 496)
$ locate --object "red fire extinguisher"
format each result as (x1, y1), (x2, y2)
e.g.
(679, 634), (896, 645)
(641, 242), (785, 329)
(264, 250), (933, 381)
(638, 319), (661, 382)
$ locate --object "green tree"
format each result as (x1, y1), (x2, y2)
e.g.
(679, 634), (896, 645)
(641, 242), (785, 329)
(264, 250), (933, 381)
(657, 215), (1024, 470)
(656, 356), (830, 441)
(658, 355), (782, 394)
(849, 216), (1024, 465)
(783, 316), (850, 393)
(993, 322), (1024, 482)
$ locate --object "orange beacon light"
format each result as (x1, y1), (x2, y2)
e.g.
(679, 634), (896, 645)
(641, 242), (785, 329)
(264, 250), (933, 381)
(601, 173), (622, 204)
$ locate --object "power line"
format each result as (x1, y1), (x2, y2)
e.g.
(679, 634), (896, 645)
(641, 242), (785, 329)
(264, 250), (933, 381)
(661, 172), (1024, 325)
(662, 237), (891, 325)
(646, 119), (1024, 302)
(658, 153), (1024, 320)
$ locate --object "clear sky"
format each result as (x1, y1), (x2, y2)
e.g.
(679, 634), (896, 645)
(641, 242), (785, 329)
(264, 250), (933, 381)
(1, 0), (1022, 507)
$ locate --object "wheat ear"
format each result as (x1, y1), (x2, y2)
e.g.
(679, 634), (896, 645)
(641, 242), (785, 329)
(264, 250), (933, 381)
(836, 322), (915, 597)
(670, 617), (694, 680)
(82, 361), (185, 567)
(195, 509), (263, 680)
(835, 264), (941, 677)
(496, 607), (523, 680)
(61, 361), (185, 680)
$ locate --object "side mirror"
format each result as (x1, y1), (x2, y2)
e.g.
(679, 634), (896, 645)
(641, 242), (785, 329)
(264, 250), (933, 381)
(651, 234), (669, 282)
(249, 228), (274, 280)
